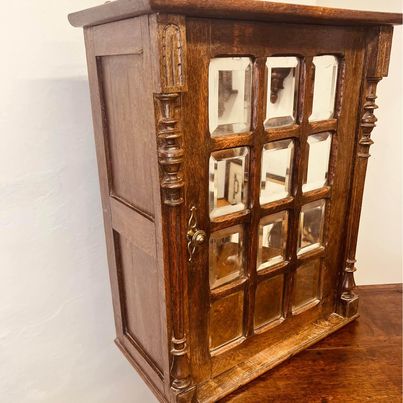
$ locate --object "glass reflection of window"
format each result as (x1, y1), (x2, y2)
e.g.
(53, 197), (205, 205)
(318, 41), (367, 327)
(265, 56), (299, 128)
(260, 140), (294, 205)
(209, 226), (244, 290)
(298, 199), (326, 255)
(310, 56), (339, 122)
(209, 147), (249, 219)
(257, 211), (288, 271)
(303, 132), (332, 192)
(209, 57), (252, 136)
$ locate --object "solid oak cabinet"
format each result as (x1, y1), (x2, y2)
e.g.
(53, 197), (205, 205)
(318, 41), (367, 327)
(68, 2), (401, 402)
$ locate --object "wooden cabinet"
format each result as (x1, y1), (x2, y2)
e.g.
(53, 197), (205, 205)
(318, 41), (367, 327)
(68, 2), (401, 402)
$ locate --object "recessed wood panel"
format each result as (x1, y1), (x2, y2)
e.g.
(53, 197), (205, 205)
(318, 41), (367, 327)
(100, 54), (155, 216)
(116, 231), (163, 370)
(209, 291), (244, 351)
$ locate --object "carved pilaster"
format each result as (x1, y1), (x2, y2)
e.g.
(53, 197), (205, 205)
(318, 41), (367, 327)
(338, 26), (393, 318)
(155, 15), (195, 403)
(338, 76), (382, 318)
(155, 93), (184, 206)
(158, 15), (187, 93)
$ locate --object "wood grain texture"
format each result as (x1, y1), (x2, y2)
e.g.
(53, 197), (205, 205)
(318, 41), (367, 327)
(68, 0), (402, 28)
(221, 284), (402, 403)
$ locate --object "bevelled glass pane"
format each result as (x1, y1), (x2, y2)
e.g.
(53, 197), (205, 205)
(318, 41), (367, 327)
(293, 259), (321, 312)
(209, 57), (252, 136)
(254, 274), (284, 329)
(265, 57), (299, 128)
(257, 211), (288, 271)
(260, 140), (294, 204)
(298, 199), (325, 254)
(209, 291), (244, 350)
(310, 56), (339, 122)
(209, 147), (249, 219)
(209, 226), (244, 289)
(303, 132), (332, 192)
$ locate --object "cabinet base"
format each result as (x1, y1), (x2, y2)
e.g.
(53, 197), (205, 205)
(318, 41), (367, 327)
(197, 313), (358, 403)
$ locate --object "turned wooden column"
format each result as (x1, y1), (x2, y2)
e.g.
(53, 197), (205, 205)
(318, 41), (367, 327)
(337, 26), (394, 318)
(154, 14), (196, 403)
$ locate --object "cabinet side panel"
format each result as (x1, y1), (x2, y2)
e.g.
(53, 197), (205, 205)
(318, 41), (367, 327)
(83, 16), (169, 400)
(99, 53), (155, 216)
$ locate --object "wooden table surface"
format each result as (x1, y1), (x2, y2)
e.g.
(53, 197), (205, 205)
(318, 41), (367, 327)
(221, 284), (402, 403)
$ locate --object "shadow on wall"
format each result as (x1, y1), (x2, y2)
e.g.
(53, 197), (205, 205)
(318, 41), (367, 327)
(1, 77), (157, 403)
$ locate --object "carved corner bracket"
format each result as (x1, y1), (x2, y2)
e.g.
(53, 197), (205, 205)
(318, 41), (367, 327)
(270, 67), (292, 103)
(357, 78), (381, 159)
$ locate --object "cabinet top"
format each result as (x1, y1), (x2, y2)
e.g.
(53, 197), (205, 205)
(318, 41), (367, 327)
(68, 0), (402, 28)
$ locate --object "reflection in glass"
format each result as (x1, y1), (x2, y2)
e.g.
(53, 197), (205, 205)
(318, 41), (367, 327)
(298, 199), (325, 254)
(260, 140), (294, 204)
(209, 57), (252, 136)
(209, 291), (244, 350)
(209, 147), (249, 219)
(293, 259), (321, 312)
(265, 57), (299, 128)
(303, 132), (332, 192)
(310, 55), (339, 122)
(257, 211), (288, 271)
(254, 274), (284, 329)
(209, 226), (244, 289)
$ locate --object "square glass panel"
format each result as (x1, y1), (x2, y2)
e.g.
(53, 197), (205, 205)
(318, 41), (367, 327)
(209, 57), (252, 136)
(209, 291), (244, 350)
(254, 274), (284, 329)
(209, 226), (244, 290)
(303, 132), (332, 192)
(310, 55), (339, 122)
(260, 140), (294, 205)
(257, 211), (288, 271)
(209, 147), (249, 219)
(293, 259), (321, 312)
(298, 199), (325, 254)
(265, 57), (299, 128)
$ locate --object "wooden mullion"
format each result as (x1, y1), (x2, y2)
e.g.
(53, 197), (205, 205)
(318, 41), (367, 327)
(256, 261), (289, 281)
(284, 55), (314, 318)
(210, 278), (248, 300)
(266, 124), (301, 142)
(298, 186), (331, 207)
(259, 196), (295, 217)
(296, 246), (326, 264)
(307, 118), (337, 134)
(210, 133), (253, 151)
(243, 57), (266, 337)
(209, 210), (250, 232)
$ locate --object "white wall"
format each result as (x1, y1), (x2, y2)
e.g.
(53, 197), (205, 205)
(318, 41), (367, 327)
(0, 1), (155, 402)
(316, 0), (403, 285)
(0, 1), (401, 403)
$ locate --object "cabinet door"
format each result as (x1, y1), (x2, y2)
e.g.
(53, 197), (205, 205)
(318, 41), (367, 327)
(183, 19), (365, 382)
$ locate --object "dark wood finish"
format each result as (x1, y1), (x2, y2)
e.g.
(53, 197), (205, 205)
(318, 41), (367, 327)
(68, 0), (402, 28)
(69, 2), (401, 402)
(221, 284), (402, 402)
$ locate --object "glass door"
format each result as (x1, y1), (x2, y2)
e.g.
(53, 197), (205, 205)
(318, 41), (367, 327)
(184, 19), (365, 382)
